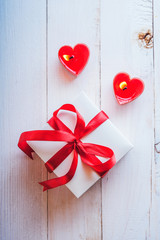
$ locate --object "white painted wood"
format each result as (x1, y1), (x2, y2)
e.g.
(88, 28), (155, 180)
(1, 0), (159, 239)
(101, 0), (154, 239)
(47, 0), (102, 239)
(0, 1), (47, 240)
(150, 0), (160, 239)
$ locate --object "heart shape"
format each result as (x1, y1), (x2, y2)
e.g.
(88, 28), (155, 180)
(58, 44), (89, 75)
(113, 73), (144, 104)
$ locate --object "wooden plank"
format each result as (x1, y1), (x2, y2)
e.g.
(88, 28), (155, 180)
(101, 0), (154, 239)
(47, 0), (102, 239)
(0, 1), (47, 239)
(150, 0), (160, 238)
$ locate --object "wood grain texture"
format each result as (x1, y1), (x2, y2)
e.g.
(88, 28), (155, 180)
(0, 1), (47, 240)
(101, 0), (154, 239)
(47, 0), (102, 239)
(150, 0), (160, 239)
(0, 0), (159, 239)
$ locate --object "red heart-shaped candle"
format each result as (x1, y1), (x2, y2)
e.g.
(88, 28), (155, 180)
(113, 73), (144, 104)
(58, 44), (89, 75)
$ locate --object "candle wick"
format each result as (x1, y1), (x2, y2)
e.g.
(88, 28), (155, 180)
(123, 87), (127, 91)
(69, 56), (74, 60)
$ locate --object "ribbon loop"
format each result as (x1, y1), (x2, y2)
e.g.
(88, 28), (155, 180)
(48, 104), (86, 138)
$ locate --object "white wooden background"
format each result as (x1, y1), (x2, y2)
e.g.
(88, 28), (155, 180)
(0, 0), (160, 239)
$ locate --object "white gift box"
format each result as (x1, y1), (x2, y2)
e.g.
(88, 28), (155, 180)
(27, 92), (133, 198)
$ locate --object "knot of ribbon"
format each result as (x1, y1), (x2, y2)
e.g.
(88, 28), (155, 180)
(18, 104), (116, 191)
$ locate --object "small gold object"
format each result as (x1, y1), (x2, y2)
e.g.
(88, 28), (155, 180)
(119, 81), (127, 90)
(63, 55), (71, 61)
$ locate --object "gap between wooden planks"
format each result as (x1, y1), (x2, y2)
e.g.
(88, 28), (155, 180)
(1, 0), (160, 239)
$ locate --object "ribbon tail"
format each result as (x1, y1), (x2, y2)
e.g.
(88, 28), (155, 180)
(45, 143), (74, 173)
(39, 183), (50, 192)
(39, 149), (78, 191)
(18, 132), (35, 159)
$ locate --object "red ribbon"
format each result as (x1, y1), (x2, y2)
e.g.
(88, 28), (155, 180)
(18, 104), (116, 191)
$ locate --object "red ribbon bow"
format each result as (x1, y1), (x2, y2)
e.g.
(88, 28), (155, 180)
(18, 104), (116, 191)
